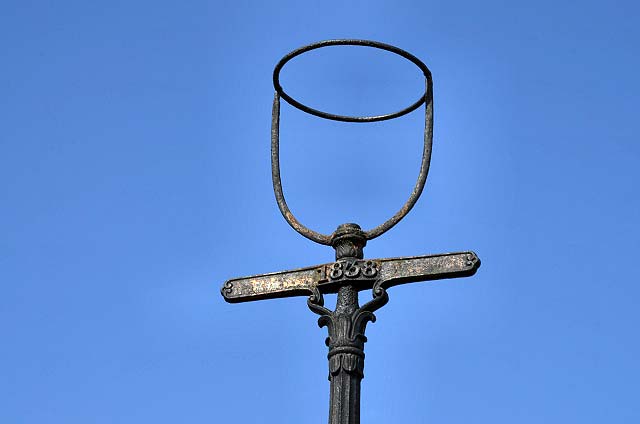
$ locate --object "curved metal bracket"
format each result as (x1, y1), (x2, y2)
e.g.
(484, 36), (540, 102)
(271, 40), (434, 245)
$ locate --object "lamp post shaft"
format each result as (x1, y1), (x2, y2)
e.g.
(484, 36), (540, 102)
(313, 224), (377, 424)
(327, 285), (363, 424)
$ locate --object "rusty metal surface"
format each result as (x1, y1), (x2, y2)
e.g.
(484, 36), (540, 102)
(222, 263), (325, 303)
(378, 251), (480, 288)
(221, 251), (480, 303)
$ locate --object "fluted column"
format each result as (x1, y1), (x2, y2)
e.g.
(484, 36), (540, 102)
(307, 223), (389, 424)
(326, 285), (364, 424)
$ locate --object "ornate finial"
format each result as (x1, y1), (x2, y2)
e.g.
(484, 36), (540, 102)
(330, 223), (367, 260)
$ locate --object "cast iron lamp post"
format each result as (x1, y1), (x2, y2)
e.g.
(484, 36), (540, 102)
(221, 39), (481, 424)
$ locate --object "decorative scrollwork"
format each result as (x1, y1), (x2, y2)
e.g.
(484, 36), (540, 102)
(308, 281), (391, 381)
(359, 280), (389, 315)
(221, 281), (234, 296)
(307, 286), (332, 317)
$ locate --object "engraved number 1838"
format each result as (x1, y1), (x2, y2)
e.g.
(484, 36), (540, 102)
(329, 260), (378, 280)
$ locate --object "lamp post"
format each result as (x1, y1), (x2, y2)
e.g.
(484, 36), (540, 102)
(221, 39), (481, 424)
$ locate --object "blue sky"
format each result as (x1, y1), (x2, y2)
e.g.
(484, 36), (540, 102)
(1, 1), (639, 423)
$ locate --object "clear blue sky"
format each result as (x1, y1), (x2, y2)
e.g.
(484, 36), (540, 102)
(1, 1), (639, 423)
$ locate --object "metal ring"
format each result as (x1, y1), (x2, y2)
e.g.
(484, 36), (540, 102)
(273, 39), (431, 123)
(271, 40), (434, 245)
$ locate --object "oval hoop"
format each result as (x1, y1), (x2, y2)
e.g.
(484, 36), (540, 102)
(273, 39), (431, 122)
(271, 40), (434, 245)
